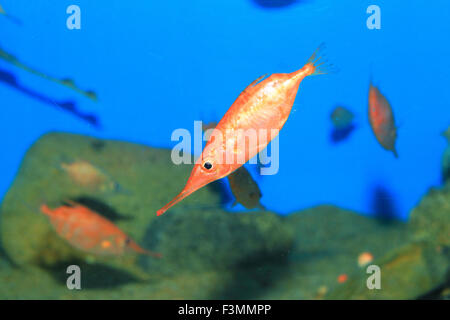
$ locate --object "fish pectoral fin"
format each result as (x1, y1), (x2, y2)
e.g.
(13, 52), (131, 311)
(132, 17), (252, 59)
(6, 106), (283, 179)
(232, 200), (238, 207)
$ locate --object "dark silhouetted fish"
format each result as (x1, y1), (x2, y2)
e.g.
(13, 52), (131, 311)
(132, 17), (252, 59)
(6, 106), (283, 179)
(442, 127), (450, 182)
(0, 46), (97, 101)
(0, 68), (100, 127)
(0, 3), (21, 25)
(368, 83), (398, 157)
(331, 106), (354, 130)
(330, 106), (356, 143)
(228, 166), (264, 210)
(251, 0), (303, 9)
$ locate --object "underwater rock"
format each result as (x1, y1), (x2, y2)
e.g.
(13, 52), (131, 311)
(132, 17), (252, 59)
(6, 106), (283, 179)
(142, 208), (292, 275)
(409, 187), (450, 249)
(0, 132), (448, 299)
(263, 206), (411, 299)
(325, 186), (450, 300)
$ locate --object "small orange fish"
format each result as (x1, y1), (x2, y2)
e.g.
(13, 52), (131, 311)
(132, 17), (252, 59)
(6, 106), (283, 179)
(157, 45), (329, 215)
(368, 83), (398, 157)
(40, 202), (161, 258)
(61, 160), (118, 192)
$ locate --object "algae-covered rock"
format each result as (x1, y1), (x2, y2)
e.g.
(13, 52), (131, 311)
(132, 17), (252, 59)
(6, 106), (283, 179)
(261, 206), (411, 300)
(410, 187), (450, 247)
(325, 241), (448, 300)
(0, 132), (293, 294)
(144, 208), (293, 274)
(0, 131), (448, 299)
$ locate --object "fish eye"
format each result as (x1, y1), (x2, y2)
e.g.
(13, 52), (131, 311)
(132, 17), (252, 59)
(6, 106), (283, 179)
(203, 162), (213, 170)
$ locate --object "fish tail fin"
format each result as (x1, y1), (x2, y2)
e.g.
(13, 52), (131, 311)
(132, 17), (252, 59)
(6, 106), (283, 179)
(142, 250), (163, 259)
(129, 241), (162, 258)
(306, 43), (338, 76)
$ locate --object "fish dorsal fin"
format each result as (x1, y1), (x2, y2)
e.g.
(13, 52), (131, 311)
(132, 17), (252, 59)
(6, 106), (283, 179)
(244, 74), (268, 92)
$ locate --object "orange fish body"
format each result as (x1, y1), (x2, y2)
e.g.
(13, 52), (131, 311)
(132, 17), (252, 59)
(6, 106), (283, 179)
(157, 46), (328, 215)
(40, 202), (161, 258)
(368, 84), (398, 157)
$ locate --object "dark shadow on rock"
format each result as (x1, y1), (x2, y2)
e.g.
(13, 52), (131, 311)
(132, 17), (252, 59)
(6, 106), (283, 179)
(0, 240), (18, 268)
(42, 260), (141, 289)
(417, 278), (450, 300)
(138, 219), (163, 272)
(209, 251), (290, 299)
(250, 0), (307, 9)
(67, 196), (133, 222)
(371, 185), (400, 222)
(330, 124), (356, 144)
(0, 68), (100, 128)
(90, 140), (107, 152)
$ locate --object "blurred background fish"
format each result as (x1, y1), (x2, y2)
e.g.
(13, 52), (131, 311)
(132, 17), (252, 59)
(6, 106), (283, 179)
(329, 106), (356, 143)
(0, 68), (99, 127)
(40, 201), (161, 258)
(330, 106), (354, 130)
(61, 160), (119, 193)
(368, 82), (398, 157)
(0, 2), (21, 25)
(228, 166), (265, 210)
(0, 47), (97, 101)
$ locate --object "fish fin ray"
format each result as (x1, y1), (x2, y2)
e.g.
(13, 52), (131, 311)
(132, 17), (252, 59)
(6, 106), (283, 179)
(306, 43), (338, 76)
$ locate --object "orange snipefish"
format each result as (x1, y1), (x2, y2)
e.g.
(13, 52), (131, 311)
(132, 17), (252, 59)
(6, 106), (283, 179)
(157, 45), (330, 215)
(368, 83), (398, 157)
(40, 201), (161, 258)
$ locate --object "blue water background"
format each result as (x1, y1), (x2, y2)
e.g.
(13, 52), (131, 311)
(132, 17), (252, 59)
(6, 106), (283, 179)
(0, 0), (449, 219)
